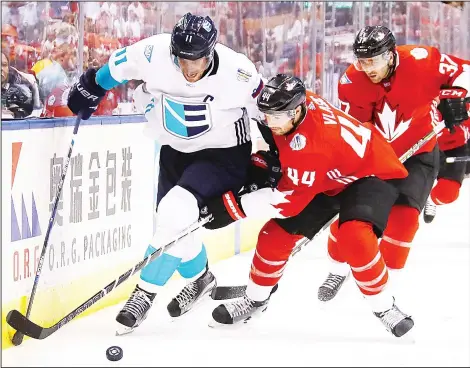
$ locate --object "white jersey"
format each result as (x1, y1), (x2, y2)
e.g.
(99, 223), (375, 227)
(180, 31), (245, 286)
(106, 33), (264, 153)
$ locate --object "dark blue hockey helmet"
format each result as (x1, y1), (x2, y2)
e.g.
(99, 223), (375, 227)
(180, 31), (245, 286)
(171, 13), (218, 61)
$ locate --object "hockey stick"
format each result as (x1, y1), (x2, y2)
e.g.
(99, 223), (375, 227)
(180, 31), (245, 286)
(6, 216), (211, 340)
(10, 112), (83, 346)
(446, 156), (470, 163)
(213, 121), (446, 300)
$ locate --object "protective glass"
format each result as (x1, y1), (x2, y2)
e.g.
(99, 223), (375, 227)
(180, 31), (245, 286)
(353, 51), (392, 72)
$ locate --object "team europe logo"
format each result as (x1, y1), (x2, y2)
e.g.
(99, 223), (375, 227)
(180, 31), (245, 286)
(162, 95), (212, 139)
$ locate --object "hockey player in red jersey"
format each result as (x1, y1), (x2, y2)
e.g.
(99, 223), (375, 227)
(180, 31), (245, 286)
(200, 74), (415, 337)
(423, 116), (470, 223)
(317, 26), (470, 302)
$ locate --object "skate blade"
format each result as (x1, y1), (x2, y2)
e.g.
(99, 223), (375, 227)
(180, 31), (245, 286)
(208, 318), (249, 330)
(115, 323), (136, 336)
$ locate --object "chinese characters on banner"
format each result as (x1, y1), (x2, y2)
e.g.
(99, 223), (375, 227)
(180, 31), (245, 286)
(49, 147), (133, 226)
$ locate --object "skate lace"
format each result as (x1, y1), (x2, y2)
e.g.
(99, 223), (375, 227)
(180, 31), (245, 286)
(378, 305), (406, 330)
(175, 282), (198, 308)
(424, 200), (436, 216)
(124, 290), (152, 319)
(228, 296), (255, 318)
(322, 273), (345, 290)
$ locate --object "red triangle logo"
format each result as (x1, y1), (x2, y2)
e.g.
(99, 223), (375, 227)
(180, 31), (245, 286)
(12, 142), (22, 188)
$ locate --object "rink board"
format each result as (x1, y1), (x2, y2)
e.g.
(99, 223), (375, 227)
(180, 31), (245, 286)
(1, 116), (263, 349)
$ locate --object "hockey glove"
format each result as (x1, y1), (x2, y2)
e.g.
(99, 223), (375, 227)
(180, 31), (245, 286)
(67, 68), (106, 120)
(199, 191), (246, 230)
(241, 151), (282, 195)
(438, 86), (469, 133)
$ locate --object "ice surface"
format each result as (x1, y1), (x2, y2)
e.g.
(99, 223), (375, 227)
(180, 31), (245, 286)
(3, 182), (469, 367)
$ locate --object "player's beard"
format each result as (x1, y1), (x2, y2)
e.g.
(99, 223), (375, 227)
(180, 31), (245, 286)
(365, 64), (390, 84)
(270, 120), (295, 136)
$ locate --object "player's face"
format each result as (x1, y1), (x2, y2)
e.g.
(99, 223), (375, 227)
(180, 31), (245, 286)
(354, 51), (392, 83)
(263, 110), (295, 135)
(263, 106), (303, 135)
(177, 56), (210, 83)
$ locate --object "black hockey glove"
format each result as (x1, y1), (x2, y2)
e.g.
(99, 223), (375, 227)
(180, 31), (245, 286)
(241, 150), (282, 195)
(199, 191), (246, 230)
(438, 86), (469, 133)
(67, 68), (106, 120)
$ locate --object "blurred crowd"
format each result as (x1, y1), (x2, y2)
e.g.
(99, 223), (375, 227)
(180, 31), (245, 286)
(1, 1), (468, 119)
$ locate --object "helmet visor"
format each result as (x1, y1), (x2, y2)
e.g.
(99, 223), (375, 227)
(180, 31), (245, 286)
(353, 51), (391, 72)
(261, 109), (296, 128)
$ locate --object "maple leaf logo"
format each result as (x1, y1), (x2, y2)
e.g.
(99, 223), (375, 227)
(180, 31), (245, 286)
(376, 102), (412, 142)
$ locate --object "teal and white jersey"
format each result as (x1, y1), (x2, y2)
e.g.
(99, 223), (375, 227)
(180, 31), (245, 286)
(101, 33), (264, 153)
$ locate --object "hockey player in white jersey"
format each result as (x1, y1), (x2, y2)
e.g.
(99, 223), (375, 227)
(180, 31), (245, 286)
(67, 13), (264, 334)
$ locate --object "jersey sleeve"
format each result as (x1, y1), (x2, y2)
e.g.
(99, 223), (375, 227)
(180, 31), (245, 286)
(427, 46), (470, 93)
(96, 35), (161, 90)
(337, 71), (374, 123)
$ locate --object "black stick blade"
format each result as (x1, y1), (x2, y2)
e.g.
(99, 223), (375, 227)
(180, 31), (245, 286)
(211, 285), (247, 300)
(6, 310), (45, 340)
(211, 284), (279, 300)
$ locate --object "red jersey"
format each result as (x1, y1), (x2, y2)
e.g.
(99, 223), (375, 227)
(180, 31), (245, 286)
(242, 91), (408, 219)
(95, 89), (119, 116)
(338, 45), (469, 158)
(41, 85), (74, 117)
(41, 85), (118, 117)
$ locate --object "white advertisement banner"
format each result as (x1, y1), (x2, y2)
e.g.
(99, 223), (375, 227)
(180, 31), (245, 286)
(2, 122), (154, 302)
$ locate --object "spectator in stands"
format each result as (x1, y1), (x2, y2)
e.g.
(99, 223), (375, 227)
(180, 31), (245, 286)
(127, 1), (145, 24)
(32, 43), (74, 104)
(127, 6), (142, 39)
(1, 51), (35, 118)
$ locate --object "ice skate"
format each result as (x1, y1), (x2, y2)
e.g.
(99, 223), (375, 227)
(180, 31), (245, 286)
(374, 299), (414, 337)
(116, 285), (156, 335)
(423, 198), (436, 223)
(318, 272), (348, 302)
(167, 267), (216, 317)
(211, 294), (270, 326)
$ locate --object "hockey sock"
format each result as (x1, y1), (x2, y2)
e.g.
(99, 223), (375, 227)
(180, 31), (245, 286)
(327, 218), (350, 276)
(380, 205), (419, 269)
(247, 220), (303, 302)
(431, 178), (461, 205)
(338, 220), (388, 296)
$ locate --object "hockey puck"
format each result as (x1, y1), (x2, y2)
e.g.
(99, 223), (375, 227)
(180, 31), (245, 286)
(106, 346), (123, 361)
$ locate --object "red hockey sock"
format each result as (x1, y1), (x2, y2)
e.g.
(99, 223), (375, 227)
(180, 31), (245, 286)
(250, 219), (303, 287)
(327, 218), (346, 263)
(337, 220), (388, 296)
(380, 205), (419, 269)
(431, 178), (461, 205)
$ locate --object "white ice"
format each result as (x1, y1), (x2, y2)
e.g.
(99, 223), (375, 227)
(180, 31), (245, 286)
(3, 182), (470, 367)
